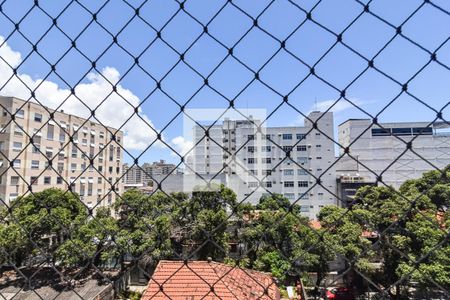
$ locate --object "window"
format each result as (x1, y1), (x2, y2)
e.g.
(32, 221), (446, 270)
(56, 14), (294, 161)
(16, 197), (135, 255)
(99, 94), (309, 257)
(282, 145), (293, 152)
(284, 169), (294, 175)
(72, 147), (78, 158)
(282, 133), (292, 140)
(247, 146), (256, 153)
(10, 176), (19, 185)
(300, 205), (310, 212)
(248, 182), (258, 188)
(30, 176), (38, 185)
(98, 177), (102, 184)
(45, 147), (53, 159)
(298, 181), (309, 187)
(248, 158), (257, 164)
(261, 146), (271, 152)
(262, 158), (271, 164)
(14, 125), (23, 136)
(284, 181), (294, 187)
(247, 134), (255, 140)
(371, 128), (391, 136)
(249, 169), (258, 175)
(59, 131), (65, 142)
(98, 165), (103, 172)
(31, 160), (39, 169)
(57, 177), (63, 184)
(316, 157), (322, 160)
(88, 182), (93, 196)
(297, 157), (308, 164)
(99, 131), (105, 139)
(71, 163), (77, 171)
(297, 169), (307, 175)
(392, 128), (412, 136)
(47, 124), (54, 140)
(413, 127), (433, 135)
(262, 169), (272, 176)
(34, 113), (42, 122)
(32, 144), (41, 154)
(13, 142), (22, 152)
(44, 177), (51, 185)
(80, 183), (85, 196)
(298, 192), (308, 199)
(296, 133), (306, 140)
(316, 144), (321, 148)
(15, 109), (24, 118)
(264, 181), (272, 188)
(297, 145), (307, 151)
(109, 145), (114, 161)
(284, 193), (295, 200)
(109, 166), (113, 173)
(57, 162), (64, 172)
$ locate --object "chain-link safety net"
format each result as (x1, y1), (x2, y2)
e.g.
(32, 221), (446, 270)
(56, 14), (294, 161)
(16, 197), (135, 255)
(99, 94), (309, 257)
(0, 0), (449, 299)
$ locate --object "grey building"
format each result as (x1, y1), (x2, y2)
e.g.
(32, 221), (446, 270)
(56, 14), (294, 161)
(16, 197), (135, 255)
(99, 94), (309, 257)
(337, 119), (450, 188)
(123, 160), (178, 186)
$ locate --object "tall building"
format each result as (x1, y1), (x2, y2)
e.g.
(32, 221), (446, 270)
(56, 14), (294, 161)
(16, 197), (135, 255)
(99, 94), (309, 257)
(188, 111), (337, 218)
(122, 163), (143, 184)
(0, 96), (123, 208)
(337, 119), (450, 188)
(123, 160), (178, 185)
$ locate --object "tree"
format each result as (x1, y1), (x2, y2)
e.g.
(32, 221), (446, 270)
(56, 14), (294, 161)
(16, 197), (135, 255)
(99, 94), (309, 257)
(0, 188), (88, 267)
(173, 184), (237, 260)
(55, 207), (118, 269)
(325, 166), (450, 298)
(113, 189), (173, 270)
(239, 194), (333, 286)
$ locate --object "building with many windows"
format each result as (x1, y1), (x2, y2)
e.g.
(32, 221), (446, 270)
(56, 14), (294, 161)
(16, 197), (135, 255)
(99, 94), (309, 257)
(122, 160), (178, 186)
(337, 119), (450, 188)
(0, 96), (123, 208)
(188, 111), (337, 218)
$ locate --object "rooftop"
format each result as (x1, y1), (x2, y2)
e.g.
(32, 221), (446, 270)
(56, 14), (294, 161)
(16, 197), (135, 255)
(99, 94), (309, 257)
(141, 260), (280, 300)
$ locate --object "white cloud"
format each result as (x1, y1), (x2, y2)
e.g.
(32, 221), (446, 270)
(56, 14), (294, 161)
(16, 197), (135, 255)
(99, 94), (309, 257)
(0, 36), (160, 151)
(313, 99), (362, 113)
(171, 136), (193, 157)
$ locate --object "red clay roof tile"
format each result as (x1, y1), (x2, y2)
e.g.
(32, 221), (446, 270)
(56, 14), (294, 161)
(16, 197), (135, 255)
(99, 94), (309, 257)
(141, 260), (280, 300)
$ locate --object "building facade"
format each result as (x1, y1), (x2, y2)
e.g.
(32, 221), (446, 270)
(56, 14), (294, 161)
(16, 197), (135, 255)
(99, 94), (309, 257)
(122, 160), (178, 185)
(337, 119), (450, 188)
(188, 111), (337, 218)
(0, 96), (123, 208)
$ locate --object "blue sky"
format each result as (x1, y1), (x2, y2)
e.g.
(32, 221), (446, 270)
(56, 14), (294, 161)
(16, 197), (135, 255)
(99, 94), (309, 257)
(0, 0), (449, 164)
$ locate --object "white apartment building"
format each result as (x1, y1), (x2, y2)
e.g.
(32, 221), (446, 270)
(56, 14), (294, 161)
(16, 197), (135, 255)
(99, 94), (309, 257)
(0, 96), (123, 208)
(337, 119), (450, 188)
(188, 111), (337, 218)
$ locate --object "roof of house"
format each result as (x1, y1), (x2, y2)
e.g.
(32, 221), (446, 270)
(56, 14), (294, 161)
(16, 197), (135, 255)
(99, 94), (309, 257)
(141, 260), (280, 300)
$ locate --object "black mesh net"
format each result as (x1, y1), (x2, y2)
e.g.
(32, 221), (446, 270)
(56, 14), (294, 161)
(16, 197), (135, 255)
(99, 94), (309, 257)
(0, 0), (448, 299)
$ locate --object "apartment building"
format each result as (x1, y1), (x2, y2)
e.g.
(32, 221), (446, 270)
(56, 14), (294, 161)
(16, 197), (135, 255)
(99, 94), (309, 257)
(0, 96), (123, 208)
(188, 111), (337, 218)
(337, 119), (450, 188)
(122, 163), (143, 184)
(122, 160), (178, 186)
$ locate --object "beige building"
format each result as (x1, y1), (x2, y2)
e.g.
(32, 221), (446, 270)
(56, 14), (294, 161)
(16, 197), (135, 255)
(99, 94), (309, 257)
(0, 96), (123, 208)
